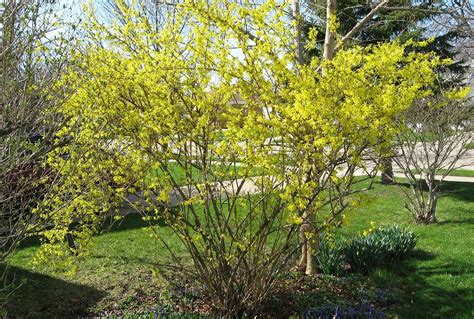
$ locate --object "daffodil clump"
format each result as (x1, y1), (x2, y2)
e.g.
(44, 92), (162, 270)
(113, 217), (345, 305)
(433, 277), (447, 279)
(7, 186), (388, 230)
(345, 225), (417, 273)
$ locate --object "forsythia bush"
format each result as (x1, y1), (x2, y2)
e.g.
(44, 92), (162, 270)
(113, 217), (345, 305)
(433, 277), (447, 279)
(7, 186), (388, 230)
(35, 0), (454, 314)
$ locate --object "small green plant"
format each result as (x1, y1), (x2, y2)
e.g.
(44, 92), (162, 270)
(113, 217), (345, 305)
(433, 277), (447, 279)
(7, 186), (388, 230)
(344, 225), (416, 273)
(316, 235), (345, 276)
(376, 225), (417, 260)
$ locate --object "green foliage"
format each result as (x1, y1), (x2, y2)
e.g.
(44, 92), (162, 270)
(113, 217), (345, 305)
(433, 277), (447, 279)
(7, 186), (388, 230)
(317, 225), (417, 276)
(315, 235), (345, 276)
(344, 226), (417, 274)
(302, 0), (469, 83)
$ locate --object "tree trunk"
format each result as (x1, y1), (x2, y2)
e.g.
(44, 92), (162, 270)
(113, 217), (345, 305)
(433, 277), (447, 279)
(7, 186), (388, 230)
(297, 235), (307, 270)
(292, 0), (319, 275)
(292, 0), (303, 64)
(412, 192), (438, 224)
(296, 0), (337, 276)
(323, 0), (337, 61)
(305, 229), (318, 275)
(298, 211), (318, 275)
(380, 157), (394, 184)
(425, 191), (438, 223)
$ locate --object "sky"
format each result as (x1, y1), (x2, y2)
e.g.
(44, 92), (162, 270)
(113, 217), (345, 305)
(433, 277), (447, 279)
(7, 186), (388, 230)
(4, 0), (470, 94)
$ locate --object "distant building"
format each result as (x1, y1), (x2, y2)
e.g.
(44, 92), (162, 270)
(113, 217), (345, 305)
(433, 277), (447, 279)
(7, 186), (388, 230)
(228, 92), (271, 120)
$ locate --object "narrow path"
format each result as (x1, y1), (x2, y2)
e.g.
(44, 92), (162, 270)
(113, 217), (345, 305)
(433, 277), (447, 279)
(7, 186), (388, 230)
(391, 172), (474, 183)
(121, 170), (474, 214)
(352, 168), (474, 183)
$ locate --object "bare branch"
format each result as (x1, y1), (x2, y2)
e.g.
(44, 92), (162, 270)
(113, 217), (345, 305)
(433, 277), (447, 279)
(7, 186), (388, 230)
(334, 0), (389, 53)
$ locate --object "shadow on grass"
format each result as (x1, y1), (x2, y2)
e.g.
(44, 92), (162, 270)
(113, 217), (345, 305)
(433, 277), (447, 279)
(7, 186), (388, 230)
(436, 216), (474, 226)
(99, 211), (167, 233)
(439, 181), (474, 203)
(409, 249), (436, 261)
(1, 265), (106, 317)
(17, 212), (167, 250)
(372, 251), (473, 319)
(393, 180), (474, 203)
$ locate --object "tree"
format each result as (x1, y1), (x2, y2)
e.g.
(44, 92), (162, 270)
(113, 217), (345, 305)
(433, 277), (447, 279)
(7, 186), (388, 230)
(0, 0), (74, 276)
(301, 0), (470, 184)
(292, 0), (392, 274)
(39, 1), (304, 313)
(392, 87), (472, 223)
(302, 0), (470, 66)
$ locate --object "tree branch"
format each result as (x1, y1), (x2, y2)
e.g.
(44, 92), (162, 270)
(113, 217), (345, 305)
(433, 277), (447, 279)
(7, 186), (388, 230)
(334, 0), (389, 53)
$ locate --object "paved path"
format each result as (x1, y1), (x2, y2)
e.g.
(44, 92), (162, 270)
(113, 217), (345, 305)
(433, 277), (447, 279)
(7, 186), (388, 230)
(403, 143), (474, 170)
(121, 167), (474, 214)
(121, 141), (474, 211)
(352, 167), (474, 183)
(381, 172), (474, 183)
(122, 176), (280, 211)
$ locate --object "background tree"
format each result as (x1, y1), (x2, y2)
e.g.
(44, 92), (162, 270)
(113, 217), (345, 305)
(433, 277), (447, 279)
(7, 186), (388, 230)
(300, 0), (470, 183)
(392, 88), (471, 224)
(0, 0), (75, 279)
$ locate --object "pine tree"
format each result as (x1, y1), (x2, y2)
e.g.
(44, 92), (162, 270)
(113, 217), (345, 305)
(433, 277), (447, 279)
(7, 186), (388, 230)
(300, 0), (469, 183)
(302, 0), (468, 71)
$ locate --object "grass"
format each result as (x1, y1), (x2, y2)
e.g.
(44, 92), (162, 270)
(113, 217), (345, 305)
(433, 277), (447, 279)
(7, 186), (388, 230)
(448, 169), (474, 177)
(148, 161), (265, 185)
(402, 168), (474, 178)
(437, 169), (474, 178)
(466, 143), (474, 150)
(4, 215), (179, 317)
(337, 180), (474, 319)
(2, 179), (473, 318)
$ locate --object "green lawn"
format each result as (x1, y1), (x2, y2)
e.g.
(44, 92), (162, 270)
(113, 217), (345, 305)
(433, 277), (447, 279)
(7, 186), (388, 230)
(149, 161), (265, 186)
(337, 180), (474, 319)
(442, 169), (474, 177)
(401, 168), (474, 178)
(2, 179), (473, 318)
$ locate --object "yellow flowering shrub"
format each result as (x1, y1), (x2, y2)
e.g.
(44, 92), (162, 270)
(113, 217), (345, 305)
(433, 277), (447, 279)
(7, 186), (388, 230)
(36, 0), (461, 313)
